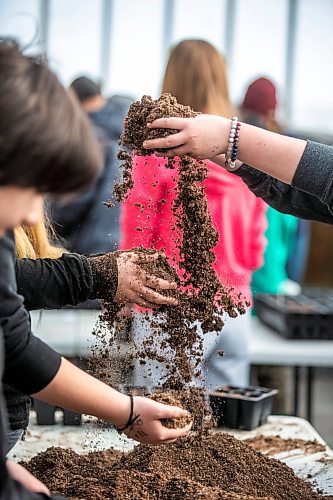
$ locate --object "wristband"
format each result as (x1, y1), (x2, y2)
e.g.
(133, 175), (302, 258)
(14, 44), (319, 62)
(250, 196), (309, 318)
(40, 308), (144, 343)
(225, 116), (241, 170)
(116, 394), (135, 433)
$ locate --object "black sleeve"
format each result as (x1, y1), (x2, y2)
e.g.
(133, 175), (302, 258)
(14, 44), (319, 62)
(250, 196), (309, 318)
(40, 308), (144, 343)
(15, 254), (94, 311)
(0, 234), (61, 395)
(234, 141), (333, 225)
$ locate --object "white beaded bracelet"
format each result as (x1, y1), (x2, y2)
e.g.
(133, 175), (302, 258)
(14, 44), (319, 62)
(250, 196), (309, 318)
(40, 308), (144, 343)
(225, 116), (241, 170)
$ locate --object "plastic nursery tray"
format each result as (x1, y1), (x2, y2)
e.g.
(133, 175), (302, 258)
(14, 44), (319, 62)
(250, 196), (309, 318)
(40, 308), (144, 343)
(209, 385), (278, 431)
(255, 290), (333, 340)
(33, 399), (82, 426)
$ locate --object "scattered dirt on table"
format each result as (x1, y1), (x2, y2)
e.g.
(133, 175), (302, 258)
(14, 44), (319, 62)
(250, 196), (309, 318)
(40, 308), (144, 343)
(24, 432), (325, 500)
(245, 435), (327, 455)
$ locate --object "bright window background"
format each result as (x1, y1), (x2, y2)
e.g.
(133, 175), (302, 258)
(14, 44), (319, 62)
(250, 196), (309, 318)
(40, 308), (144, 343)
(172, 0), (227, 52)
(107, 0), (164, 99)
(1, 0), (333, 135)
(231, 0), (288, 109)
(47, 0), (102, 85)
(291, 0), (333, 134)
(0, 0), (41, 54)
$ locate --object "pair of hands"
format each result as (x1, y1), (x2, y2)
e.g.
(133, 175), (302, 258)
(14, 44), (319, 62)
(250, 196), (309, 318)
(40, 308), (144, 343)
(117, 395), (192, 445)
(114, 251), (178, 309)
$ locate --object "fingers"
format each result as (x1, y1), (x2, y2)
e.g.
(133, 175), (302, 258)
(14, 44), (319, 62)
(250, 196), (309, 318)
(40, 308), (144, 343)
(139, 286), (178, 306)
(143, 131), (185, 150)
(126, 252), (158, 263)
(144, 274), (177, 291)
(153, 145), (191, 158)
(146, 117), (187, 130)
(160, 422), (193, 443)
(156, 404), (190, 420)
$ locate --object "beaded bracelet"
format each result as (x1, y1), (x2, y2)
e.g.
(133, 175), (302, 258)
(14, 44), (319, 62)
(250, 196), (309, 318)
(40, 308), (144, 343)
(225, 116), (241, 170)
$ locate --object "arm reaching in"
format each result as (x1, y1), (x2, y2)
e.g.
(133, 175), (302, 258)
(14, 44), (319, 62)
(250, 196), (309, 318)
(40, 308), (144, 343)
(143, 115), (306, 185)
(34, 358), (191, 445)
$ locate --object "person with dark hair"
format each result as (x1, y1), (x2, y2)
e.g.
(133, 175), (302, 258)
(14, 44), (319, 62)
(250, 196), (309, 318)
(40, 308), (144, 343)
(0, 41), (191, 499)
(51, 76), (133, 255)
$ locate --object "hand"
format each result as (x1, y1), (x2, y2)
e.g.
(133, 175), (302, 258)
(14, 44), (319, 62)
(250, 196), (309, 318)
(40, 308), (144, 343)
(6, 460), (50, 495)
(123, 396), (192, 444)
(115, 252), (178, 308)
(143, 114), (230, 160)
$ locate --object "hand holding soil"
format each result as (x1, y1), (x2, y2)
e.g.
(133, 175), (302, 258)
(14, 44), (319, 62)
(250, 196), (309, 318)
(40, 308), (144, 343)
(123, 395), (192, 444)
(115, 251), (178, 308)
(143, 114), (230, 160)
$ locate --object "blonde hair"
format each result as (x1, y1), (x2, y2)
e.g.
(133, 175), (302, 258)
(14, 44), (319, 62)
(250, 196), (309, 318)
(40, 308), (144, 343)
(15, 214), (65, 259)
(162, 39), (234, 117)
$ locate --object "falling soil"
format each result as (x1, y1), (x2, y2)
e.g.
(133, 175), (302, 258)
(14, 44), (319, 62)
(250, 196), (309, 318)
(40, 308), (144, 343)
(101, 93), (247, 398)
(23, 432), (325, 500)
(245, 435), (327, 455)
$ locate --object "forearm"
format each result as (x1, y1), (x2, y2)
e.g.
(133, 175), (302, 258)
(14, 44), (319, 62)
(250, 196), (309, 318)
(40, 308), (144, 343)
(33, 358), (129, 428)
(232, 123), (306, 185)
(15, 254), (93, 310)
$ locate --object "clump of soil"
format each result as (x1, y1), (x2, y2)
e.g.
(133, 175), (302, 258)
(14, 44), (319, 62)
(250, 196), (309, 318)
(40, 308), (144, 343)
(149, 392), (193, 429)
(105, 94), (247, 396)
(24, 432), (325, 500)
(246, 435), (327, 455)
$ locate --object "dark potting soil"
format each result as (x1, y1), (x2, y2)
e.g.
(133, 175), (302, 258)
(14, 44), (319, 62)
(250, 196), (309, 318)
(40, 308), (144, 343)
(24, 432), (325, 500)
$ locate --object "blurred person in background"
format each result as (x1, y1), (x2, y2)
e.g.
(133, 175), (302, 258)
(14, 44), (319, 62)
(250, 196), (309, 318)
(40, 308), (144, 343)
(51, 77), (133, 255)
(120, 39), (267, 391)
(240, 78), (302, 300)
(240, 77), (304, 412)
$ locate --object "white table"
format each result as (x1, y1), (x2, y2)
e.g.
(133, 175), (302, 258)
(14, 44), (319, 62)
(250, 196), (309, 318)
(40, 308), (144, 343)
(9, 415), (333, 496)
(30, 310), (333, 423)
(249, 316), (333, 423)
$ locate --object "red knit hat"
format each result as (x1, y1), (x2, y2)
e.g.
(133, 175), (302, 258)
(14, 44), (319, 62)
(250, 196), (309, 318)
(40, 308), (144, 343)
(242, 77), (277, 118)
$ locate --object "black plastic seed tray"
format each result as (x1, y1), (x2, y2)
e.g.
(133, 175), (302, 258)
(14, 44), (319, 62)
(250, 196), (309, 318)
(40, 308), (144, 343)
(33, 399), (82, 426)
(209, 385), (278, 431)
(255, 291), (333, 340)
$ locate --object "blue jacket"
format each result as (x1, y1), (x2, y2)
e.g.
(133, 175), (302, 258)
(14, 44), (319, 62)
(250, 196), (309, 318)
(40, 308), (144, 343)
(51, 95), (133, 254)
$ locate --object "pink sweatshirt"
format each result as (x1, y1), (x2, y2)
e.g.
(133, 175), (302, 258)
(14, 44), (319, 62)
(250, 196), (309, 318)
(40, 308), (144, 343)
(120, 155), (267, 303)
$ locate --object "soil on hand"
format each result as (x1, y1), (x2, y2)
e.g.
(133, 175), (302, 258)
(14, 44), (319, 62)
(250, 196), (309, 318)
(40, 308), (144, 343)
(149, 391), (193, 429)
(24, 432), (325, 500)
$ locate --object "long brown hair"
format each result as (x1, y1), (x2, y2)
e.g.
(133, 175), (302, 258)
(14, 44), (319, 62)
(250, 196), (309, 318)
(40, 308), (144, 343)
(162, 39), (233, 117)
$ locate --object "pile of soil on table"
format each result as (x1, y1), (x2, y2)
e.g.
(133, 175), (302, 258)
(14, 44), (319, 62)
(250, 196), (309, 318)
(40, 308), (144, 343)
(245, 435), (327, 455)
(24, 432), (325, 500)
(99, 93), (247, 395)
